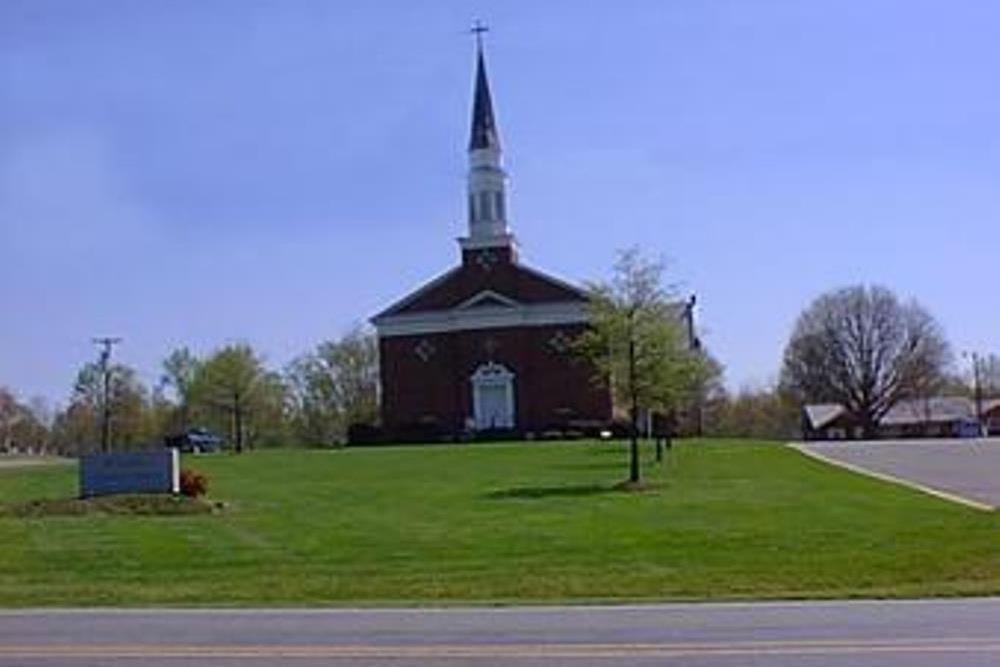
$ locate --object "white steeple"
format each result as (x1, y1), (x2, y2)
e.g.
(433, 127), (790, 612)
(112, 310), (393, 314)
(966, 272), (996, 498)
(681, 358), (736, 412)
(460, 31), (515, 252)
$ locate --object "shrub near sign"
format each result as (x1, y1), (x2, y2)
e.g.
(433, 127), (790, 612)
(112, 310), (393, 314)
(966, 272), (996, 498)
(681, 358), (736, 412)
(80, 450), (180, 498)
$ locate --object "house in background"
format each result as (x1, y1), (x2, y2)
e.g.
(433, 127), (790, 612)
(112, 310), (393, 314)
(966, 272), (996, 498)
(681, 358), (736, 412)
(803, 396), (997, 440)
(802, 404), (858, 440)
(982, 399), (1000, 436)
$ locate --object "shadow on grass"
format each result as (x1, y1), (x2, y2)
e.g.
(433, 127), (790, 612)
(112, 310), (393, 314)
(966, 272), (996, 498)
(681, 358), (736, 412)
(485, 483), (615, 500)
(555, 461), (623, 472)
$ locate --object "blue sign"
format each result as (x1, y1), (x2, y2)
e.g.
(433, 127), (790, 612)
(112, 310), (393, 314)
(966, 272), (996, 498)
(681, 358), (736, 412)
(80, 450), (179, 498)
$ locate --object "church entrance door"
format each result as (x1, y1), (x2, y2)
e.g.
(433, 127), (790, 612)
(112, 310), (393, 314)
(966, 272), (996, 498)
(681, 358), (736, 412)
(471, 362), (515, 430)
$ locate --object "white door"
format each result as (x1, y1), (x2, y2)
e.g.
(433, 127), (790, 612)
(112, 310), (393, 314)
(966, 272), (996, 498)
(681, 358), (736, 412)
(478, 383), (508, 429)
(471, 363), (515, 430)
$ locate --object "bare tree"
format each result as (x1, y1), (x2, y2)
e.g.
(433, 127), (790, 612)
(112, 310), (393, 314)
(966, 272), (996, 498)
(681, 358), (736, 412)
(781, 285), (951, 438)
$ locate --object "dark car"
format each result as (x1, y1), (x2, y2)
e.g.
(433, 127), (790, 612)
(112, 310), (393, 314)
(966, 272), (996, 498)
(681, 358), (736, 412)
(165, 427), (225, 453)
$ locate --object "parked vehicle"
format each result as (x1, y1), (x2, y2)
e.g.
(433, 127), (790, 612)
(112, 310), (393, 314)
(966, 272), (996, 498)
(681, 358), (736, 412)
(165, 427), (225, 453)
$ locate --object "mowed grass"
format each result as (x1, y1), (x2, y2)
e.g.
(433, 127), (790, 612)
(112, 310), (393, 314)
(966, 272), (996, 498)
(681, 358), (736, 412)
(1, 439), (998, 606)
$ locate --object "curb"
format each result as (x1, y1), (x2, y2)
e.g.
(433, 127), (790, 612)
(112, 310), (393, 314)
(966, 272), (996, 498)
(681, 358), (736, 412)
(788, 443), (995, 512)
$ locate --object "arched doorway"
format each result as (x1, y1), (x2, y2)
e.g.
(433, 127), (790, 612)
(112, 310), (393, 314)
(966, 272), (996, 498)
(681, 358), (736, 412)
(471, 362), (515, 430)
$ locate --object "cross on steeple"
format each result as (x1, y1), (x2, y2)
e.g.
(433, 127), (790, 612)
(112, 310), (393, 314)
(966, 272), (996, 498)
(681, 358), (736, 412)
(470, 20), (489, 50)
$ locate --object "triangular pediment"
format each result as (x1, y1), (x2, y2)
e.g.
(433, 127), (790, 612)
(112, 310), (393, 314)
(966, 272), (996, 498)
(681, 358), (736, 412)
(371, 260), (587, 320)
(456, 290), (520, 310)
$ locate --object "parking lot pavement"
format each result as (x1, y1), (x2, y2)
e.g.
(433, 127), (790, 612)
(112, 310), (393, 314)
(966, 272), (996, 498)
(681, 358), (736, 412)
(795, 438), (1000, 510)
(0, 457), (72, 469)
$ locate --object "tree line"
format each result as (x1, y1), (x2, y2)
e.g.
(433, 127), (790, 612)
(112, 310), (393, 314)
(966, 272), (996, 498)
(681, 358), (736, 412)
(1, 328), (378, 455)
(2, 275), (994, 455)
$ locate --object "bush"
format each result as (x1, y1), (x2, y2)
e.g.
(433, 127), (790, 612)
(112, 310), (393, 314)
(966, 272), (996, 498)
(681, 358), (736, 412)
(179, 468), (209, 498)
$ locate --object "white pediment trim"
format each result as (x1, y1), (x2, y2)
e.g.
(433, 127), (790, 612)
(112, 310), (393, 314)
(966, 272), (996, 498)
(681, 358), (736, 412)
(456, 290), (521, 310)
(372, 300), (588, 338)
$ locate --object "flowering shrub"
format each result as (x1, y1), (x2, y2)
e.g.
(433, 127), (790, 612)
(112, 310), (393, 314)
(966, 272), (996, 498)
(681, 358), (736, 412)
(179, 468), (209, 498)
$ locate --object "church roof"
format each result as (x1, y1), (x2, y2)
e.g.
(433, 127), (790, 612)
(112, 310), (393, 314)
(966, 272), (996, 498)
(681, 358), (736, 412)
(372, 260), (587, 321)
(469, 46), (500, 151)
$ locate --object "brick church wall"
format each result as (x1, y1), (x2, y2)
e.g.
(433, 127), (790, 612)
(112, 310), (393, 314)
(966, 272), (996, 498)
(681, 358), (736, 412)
(380, 323), (611, 439)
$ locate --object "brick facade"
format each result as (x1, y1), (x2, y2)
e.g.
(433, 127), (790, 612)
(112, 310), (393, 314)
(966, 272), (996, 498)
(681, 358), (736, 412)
(380, 322), (611, 439)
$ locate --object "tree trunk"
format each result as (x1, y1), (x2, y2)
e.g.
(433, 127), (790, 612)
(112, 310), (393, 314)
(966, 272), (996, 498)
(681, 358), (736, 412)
(628, 337), (640, 483)
(234, 392), (244, 454)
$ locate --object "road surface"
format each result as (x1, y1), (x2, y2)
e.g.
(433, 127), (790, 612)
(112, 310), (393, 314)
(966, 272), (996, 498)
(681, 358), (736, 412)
(2, 598), (999, 666)
(797, 438), (1000, 509)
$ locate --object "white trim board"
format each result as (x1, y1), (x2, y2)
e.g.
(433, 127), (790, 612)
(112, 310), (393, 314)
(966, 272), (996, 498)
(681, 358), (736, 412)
(373, 301), (587, 337)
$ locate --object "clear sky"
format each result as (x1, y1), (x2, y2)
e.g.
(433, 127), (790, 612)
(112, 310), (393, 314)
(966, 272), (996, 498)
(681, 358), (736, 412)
(2, 0), (998, 406)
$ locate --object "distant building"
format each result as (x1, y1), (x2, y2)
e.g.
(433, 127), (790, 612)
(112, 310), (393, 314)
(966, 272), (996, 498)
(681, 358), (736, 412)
(803, 397), (1000, 440)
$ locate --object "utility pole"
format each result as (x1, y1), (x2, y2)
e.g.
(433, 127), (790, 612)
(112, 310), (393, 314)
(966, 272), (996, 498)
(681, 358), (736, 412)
(92, 337), (122, 453)
(965, 351), (985, 438)
(973, 352), (984, 437)
(684, 295), (704, 437)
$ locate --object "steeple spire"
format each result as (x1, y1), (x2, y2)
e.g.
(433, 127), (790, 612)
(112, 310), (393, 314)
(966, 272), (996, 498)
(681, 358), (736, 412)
(469, 39), (500, 151)
(460, 22), (514, 257)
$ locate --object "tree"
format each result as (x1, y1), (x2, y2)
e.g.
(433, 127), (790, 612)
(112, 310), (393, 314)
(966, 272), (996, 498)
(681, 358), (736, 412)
(191, 344), (271, 453)
(0, 388), (20, 453)
(577, 248), (708, 484)
(159, 347), (201, 432)
(703, 383), (801, 440)
(781, 285), (951, 438)
(68, 362), (152, 451)
(287, 327), (379, 445)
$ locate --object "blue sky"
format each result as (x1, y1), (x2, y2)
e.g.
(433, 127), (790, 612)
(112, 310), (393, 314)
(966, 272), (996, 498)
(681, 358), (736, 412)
(2, 0), (998, 405)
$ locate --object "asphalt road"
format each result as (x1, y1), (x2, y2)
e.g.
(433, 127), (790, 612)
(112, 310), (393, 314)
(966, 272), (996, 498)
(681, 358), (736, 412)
(799, 438), (1000, 509)
(2, 598), (1000, 666)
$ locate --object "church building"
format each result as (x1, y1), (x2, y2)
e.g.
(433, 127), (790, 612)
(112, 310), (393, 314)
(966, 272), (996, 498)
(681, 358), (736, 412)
(371, 40), (613, 440)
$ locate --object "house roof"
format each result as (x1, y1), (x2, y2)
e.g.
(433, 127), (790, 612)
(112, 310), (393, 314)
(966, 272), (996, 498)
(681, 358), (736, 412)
(880, 397), (977, 426)
(804, 396), (993, 430)
(804, 403), (847, 430)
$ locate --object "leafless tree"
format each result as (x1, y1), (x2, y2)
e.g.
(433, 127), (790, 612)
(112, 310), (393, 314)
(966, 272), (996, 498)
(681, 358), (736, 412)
(781, 285), (951, 438)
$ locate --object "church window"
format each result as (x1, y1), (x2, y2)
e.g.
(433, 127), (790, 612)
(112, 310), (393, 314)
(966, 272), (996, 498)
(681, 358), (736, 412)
(479, 191), (493, 221)
(475, 249), (498, 271)
(414, 339), (436, 362)
(547, 330), (572, 355)
(468, 194), (476, 222)
(495, 191), (505, 220)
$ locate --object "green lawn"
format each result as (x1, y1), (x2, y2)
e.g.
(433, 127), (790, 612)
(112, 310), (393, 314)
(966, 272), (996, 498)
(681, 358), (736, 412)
(1, 439), (998, 606)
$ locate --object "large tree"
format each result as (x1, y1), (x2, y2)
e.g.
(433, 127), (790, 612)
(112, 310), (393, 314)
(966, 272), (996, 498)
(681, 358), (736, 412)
(781, 285), (951, 438)
(286, 327), (379, 445)
(191, 344), (276, 453)
(577, 248), (708, 484)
